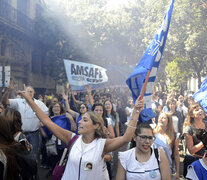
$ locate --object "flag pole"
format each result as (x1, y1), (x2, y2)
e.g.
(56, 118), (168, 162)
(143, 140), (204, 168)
(139, 70), (151, 100)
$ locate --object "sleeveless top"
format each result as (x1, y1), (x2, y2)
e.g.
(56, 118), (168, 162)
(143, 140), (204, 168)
(119, 147), (161, 180)
(183, 121), (207, 156)
(62, 136), (106, 180)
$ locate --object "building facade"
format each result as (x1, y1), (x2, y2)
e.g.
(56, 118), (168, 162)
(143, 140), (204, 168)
(0, 0), (56, 96)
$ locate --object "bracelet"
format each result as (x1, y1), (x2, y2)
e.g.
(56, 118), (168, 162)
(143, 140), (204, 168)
(126, 124), (137, 129)
(66, 111), (70, 113)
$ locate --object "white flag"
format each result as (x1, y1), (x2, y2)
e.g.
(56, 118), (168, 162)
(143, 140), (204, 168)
(64, 59), (108, 87)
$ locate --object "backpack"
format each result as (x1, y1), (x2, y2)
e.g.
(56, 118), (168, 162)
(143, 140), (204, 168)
(154, 148), (160, 169)
(15, 149), (37, 180)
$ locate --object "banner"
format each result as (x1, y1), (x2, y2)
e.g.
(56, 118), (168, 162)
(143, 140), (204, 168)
(64, 59), (108, 90)
(193, 76), (207, 114)
(126, 0), (175, 123)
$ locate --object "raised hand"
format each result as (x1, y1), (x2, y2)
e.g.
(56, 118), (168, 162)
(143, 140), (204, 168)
(23, 84), (27, 91)
(85, 84), (92, 93)
(8, 79), (14, 91)
(134, 96), (144, 112)
(62, 92), (68, 101)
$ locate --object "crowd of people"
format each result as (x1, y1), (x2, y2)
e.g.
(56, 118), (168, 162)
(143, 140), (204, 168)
(0, 80), (207, 180)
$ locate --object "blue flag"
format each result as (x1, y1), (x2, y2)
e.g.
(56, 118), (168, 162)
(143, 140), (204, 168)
(193, 76), (207, 114)
(43, 115), (71, 137)
(126, 0), (174, 123)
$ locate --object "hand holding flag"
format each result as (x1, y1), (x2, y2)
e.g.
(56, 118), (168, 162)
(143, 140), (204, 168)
(126, 0), (175, 123)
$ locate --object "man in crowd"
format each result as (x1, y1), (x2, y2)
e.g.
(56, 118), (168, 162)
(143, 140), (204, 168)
(1, 80), (48, 161)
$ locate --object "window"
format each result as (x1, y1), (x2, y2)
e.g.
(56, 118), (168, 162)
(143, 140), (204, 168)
(35, 4), (43, 17)
(17, 0), (29, 15)
(1, 40), (6, 56)
(31, 52), (41, 73)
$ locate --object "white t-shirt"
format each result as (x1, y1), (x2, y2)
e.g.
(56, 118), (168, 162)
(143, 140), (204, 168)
(119, 148), (161, 180)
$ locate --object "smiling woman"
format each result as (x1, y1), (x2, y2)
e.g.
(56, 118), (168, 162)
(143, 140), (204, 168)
(17, 90), (144, 180)
(116, 123), (170, 180)
(182, 102), (207, 177)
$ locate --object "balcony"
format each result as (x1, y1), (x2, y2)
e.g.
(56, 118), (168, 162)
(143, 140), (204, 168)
(0, 0), (34, 34)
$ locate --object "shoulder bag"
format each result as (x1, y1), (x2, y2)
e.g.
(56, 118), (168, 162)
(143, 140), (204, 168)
(52, 134), (79, 180)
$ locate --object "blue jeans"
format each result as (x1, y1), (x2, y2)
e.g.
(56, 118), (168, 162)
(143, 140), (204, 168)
(25, 130), (41, 161)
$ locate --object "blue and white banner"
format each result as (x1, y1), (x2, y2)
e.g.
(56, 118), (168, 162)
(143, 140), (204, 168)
(126, 0), (174, 122)
(64, 59), (108, 90)
(193, 76), (207, 114)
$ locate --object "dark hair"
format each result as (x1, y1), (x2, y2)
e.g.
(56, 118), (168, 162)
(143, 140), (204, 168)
(2, 108), (22, 135)
(92, 103), (108, 127)
(130, 123), (154, 149)
(103, 100), (117, 120)
(135, 123), (154, 136)
(49, 102), (65, 116)
(78, 103), (89, 114)
(166, 98), (177, 111)
(0, 115), (27, 179)
(92, 103), (103, 111)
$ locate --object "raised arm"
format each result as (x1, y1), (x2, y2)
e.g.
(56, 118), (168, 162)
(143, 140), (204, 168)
(18, 91), (72, 145)
(62, 92), (76, 117)
(71, 91), (82, 105)
(1, 79), (14, 106)
(62, 92), (77, 132)
(85, 84), (94, 106)
(104, 97), (144, 154)
(66, 113), (77, 132)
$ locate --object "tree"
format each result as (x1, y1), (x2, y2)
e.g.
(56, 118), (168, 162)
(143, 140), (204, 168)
(165, 57), (192, 93)
(36, 0), (207, 89)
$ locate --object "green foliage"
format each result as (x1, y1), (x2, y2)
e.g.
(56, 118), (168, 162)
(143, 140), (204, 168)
(36, 0), (207, 88)
(165, 57), (192, 92)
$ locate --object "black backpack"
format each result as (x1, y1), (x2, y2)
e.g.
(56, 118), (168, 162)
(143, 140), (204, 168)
(154, 148), (160, 169)
(15, 150), (37, 180)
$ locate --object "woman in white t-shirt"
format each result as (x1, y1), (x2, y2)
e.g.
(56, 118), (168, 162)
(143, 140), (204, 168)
(116, 123), (170, 180)
(18, 91), (144, 180)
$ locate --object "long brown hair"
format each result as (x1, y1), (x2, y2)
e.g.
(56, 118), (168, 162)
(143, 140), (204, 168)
(0, 115), (24, 179)
(183, 102), (203, 128)
(86, 111), (107, 138)
(2, 108), (22, 135)
(155, 112), (175, 145)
